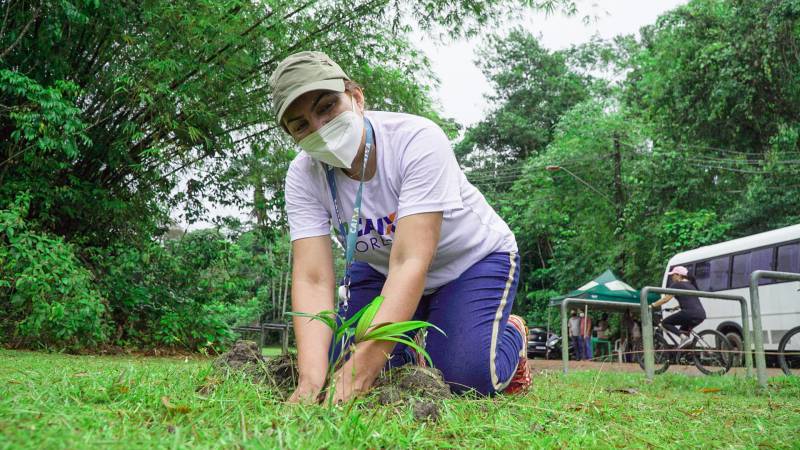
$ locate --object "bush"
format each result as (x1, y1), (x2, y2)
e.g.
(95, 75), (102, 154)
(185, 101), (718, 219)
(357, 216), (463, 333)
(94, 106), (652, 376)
(87, 229), (278, 351)
(0, 194), (109, 349)
(1, 194), (284, 352)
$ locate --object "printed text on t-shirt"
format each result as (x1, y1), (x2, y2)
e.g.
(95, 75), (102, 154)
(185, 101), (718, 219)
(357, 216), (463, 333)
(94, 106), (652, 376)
(354, 212), (396, 253)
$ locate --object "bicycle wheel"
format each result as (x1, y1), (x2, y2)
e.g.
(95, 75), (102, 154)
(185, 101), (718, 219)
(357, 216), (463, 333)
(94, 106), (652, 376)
(693, 329), (732, 375)
(637, 334), (671, 375)
(778, 325), (800, 376)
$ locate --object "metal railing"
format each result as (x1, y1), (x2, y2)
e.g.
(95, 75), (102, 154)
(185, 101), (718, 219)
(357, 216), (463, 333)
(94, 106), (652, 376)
(749, 270), (800, 388)
(232, 322), (292, 355)
(639, 287), (752, 381)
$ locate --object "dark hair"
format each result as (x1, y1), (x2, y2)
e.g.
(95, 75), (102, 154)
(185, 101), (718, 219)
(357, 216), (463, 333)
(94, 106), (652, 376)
(344, 79), (362, 92)
(345, 80), (366, 109)
(686, 274), (699, 290)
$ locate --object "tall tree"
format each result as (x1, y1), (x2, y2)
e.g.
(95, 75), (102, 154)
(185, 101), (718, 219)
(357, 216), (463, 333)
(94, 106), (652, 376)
(455, 29), (592, 173)
(0, 0), (575, 245)
(625, 0), (800, 234)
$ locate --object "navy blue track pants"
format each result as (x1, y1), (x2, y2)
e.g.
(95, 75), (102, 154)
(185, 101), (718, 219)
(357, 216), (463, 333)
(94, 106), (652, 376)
(332, 252), (523, 395)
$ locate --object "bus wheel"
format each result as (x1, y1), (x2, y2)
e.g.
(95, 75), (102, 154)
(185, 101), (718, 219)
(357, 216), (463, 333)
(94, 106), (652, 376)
(724, 332), (744, 367)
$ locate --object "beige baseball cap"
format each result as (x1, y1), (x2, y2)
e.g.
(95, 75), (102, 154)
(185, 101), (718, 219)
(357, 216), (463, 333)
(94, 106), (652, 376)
(269, 51), (350, 125)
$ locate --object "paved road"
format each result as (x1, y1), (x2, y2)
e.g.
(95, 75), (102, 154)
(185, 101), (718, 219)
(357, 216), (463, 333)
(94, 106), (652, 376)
(529, 358), (788, 378)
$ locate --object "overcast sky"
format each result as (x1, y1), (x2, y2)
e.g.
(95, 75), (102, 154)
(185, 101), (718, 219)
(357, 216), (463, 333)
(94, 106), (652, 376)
(181, 0), (688, 230)
(411, 0), (687, 127)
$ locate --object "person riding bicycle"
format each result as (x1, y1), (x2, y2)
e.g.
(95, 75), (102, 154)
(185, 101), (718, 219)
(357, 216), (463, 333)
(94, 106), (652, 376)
(650, 266), (707, 348)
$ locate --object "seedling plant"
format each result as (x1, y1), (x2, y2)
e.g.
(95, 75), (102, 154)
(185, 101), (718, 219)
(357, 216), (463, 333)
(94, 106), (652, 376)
(288, 295), (443, 406)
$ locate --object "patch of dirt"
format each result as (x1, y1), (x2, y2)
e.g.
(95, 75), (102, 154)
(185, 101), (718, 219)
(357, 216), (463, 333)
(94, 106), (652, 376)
(213, 341), (452, 420)
(372, 366), (452, 402)
(370, 366), (451, 422)
(212, 340), (298, 396)
(411, 400), (441, 421)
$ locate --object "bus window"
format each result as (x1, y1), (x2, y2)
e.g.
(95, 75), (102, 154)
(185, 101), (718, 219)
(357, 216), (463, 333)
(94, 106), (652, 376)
(695, 261), (711, 291)
(752, 247), (775, 285)
(710, 257), (730, 291)
(777, 243), (799, 274)
(731, 253), (750, 288)
(729, 248), (773, 288)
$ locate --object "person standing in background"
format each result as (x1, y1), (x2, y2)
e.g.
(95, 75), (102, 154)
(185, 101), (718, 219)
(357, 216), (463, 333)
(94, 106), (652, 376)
(568, 310), (583, 360)
(594, 313), (609, 339)
(580, 311), (592, 361)
(629, 317), (641, 363)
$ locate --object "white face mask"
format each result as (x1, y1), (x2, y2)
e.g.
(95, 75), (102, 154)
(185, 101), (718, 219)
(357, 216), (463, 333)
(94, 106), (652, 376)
(297, 100), (363, 168)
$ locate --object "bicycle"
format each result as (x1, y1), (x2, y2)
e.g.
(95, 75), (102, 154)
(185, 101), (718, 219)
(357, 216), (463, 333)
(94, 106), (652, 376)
(778, 325), (800, 376)
(636, 307), (733, 376)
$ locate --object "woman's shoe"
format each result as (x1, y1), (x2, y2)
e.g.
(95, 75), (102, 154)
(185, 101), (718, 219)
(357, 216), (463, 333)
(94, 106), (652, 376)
(504, 314), (532, 394)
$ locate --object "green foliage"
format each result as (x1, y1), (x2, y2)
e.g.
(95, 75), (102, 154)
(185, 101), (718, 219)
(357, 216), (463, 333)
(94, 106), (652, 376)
(0, 0), (571, 348)
(627, 0), (800, 155)
(0, 194), (108, 349)
(1, 0), (559, 245)
(495, 99), (642, 304)
(0, 195), (286, 351)
(0, 70), (90, 158)
(6, 0), (798, 354)
(656, 210), (732, 255)
(462, 0), (800, 327)
(0, 0), (574, 352)
(87, 229), (287, 351)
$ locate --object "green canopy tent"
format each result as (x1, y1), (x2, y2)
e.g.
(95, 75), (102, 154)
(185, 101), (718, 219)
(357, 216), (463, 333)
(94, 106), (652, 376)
(549, 269), (660, 310)
(545, 269), (661, 368)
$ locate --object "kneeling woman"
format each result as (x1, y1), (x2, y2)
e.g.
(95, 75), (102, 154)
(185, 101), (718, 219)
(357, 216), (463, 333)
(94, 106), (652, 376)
(270, 51), (529, 403)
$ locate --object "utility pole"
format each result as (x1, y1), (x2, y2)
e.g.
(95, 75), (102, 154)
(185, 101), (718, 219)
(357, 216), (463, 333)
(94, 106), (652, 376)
(613, 133), (626, 277)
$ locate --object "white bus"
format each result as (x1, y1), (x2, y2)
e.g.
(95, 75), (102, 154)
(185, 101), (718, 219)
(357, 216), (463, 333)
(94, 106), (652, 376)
(663, 224), (800, 360)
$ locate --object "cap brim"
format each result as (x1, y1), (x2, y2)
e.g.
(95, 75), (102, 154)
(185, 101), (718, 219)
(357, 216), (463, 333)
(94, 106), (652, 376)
(276, 78), (346, 125)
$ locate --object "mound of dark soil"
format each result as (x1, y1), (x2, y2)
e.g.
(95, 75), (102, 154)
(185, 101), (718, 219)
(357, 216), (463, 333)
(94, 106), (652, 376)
(212, 340), (297, 396)
(371, 366), (452, 421)
(372, 366), (452, 403)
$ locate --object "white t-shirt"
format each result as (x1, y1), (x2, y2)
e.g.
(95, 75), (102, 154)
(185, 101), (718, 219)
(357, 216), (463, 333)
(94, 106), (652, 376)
(285, 110), (517, 290)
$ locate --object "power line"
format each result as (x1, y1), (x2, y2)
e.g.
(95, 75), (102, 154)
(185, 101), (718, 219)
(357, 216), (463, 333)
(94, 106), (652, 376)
(619, 139), (800, 158)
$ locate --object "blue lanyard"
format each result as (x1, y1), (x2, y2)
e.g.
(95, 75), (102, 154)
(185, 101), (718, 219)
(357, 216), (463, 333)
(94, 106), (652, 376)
(324, 118), (374, 311)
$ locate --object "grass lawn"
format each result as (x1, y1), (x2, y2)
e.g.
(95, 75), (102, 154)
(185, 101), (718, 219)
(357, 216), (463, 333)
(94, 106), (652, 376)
(1, 349), (799, 449)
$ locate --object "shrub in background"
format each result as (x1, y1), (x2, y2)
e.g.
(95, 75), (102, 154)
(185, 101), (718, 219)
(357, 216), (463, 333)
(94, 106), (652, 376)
(88, 230), (276, 352)
(0, 194), (109, 350)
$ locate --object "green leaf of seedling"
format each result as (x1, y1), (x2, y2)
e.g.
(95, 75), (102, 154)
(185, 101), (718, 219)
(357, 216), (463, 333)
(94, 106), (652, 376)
(370, 335), (434, 367)
(334, 302), (373, 344)
(286, 311), (337, 332)
(354, 295), (385, 341)
(361, 320), (445, 341)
